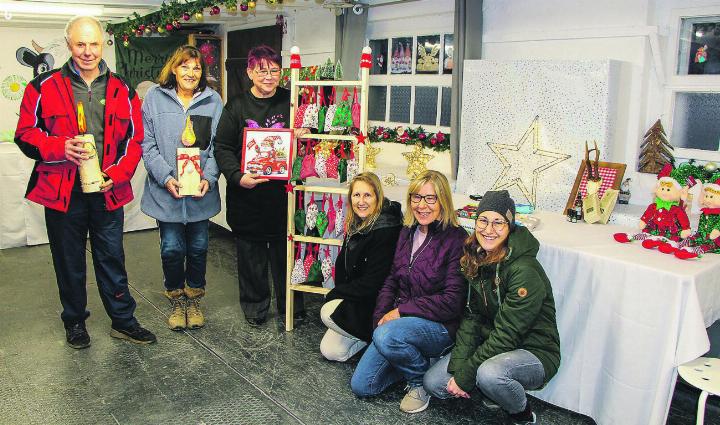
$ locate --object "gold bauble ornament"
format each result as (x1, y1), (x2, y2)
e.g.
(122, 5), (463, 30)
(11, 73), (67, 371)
(402, 144), (434, 180)
(157, 26), (166, 34)
(248, 1), (256, 8)
(227, 5), (237, 14)
(144, 27), (152, 35)
(195, 12), (204, 21)
(705, 162), (718, 172)
(364, 143), (381, 171)
(122, 40), (130, 47)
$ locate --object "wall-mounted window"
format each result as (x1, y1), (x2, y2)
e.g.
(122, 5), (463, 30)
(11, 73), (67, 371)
(667, 9), (720, 161)
(366, 34), (453, 130)
(677, 16), (720, 75)
(670, 91), (720, 151)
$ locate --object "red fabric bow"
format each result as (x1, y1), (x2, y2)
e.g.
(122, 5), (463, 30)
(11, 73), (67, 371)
(178, 154), (204, 178)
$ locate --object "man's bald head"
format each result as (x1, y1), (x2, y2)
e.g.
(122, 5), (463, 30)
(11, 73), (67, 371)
(65, 16), (104, 77)
(65, 16), (103, 43)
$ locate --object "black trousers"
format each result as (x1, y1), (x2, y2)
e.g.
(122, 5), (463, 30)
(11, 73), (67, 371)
(235, 237), (304, 319)
(44, 191), (138, 329)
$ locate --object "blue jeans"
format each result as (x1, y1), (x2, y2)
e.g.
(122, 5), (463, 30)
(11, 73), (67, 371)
(158, 220), (209, 291)
(45, 192), (137, 329)
(350, 317), (453, 397)
(423, 350), (545, 414)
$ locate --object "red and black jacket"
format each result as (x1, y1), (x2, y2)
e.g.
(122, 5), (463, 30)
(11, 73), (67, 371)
(15, 61), (143, 212)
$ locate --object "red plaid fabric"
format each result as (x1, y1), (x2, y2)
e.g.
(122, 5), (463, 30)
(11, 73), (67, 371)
(578, 167), (618, 198)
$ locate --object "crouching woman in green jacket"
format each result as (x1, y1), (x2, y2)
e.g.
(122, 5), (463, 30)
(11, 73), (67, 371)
(423, 190), (560, 425)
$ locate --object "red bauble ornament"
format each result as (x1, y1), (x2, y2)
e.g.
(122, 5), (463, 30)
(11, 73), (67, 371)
(211, 5), (221, 15)
(165, 23), (174, 31)
(135, 29), (143, 36)
(173, 20), (181, 29)
(183, 13), (191, 21)
(122, 34), (129, 41)
(240, 3), (248, 11)
(138, 24), (146, 31)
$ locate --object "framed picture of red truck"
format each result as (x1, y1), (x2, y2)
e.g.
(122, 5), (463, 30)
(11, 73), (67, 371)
(241, 128), (294, 180)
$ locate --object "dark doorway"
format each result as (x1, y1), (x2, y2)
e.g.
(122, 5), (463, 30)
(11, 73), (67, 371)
(226, 25), (283, 99)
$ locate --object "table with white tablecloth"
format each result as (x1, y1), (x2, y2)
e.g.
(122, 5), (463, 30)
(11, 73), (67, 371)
(510, 211), (720, 425)
(0, 142), (156, 249)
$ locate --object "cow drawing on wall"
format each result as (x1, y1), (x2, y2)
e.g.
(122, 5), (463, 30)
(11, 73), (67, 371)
(16, 41), (55, 77)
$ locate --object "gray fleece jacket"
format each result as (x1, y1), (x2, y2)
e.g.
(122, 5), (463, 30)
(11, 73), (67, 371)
(140, 84), (222, 223)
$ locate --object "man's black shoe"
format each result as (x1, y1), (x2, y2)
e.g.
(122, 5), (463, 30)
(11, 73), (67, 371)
(65, 323), (90, 349)
(245, 317), (267, 327)
(110, 323), (157, 344)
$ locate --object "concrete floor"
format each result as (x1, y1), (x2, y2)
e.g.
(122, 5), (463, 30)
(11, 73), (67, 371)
(0, 225), (717, 425)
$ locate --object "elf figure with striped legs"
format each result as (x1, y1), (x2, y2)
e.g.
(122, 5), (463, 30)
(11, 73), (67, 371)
(673, 178), (720, 260)
(613, 163), (692, 249)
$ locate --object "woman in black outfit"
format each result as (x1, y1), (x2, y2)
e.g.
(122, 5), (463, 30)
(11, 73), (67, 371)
(214, 45), (308, 325)
(320, 172), (403, 361)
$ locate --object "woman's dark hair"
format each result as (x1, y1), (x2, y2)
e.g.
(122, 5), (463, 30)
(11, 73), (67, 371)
(247, 45), (281, 70)
(157, 45), (208, 93)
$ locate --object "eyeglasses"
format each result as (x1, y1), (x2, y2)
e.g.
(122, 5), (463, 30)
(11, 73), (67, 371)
(254, 68), (281, 77)
(410, 194), (438, 205)
(475, 218), (508, 232)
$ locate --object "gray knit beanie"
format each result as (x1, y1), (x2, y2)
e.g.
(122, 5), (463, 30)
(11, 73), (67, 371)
(476, 190), (516, 230)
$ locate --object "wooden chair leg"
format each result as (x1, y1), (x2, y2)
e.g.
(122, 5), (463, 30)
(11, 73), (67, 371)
(696, 390), (708, 425)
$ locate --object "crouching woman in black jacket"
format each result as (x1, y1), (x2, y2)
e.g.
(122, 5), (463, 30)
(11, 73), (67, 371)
(320, 172), (403, 362)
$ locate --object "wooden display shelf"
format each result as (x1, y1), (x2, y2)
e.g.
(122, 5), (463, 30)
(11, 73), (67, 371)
(286, 46), (371, 332)
(294, 185), (348, 195)
(289, 284), (331, 295)
(294, 80), (362, 87)
(293, 235), (343, 246)
(297, 134), (358, 141)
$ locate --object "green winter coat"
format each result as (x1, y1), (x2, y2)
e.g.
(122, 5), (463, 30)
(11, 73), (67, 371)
(447, 226), (561, 392)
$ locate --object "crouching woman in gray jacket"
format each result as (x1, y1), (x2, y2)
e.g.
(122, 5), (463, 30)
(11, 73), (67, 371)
(140, 45), (223, 331)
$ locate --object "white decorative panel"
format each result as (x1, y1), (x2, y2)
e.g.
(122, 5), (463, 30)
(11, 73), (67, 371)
(456, 60), (617, 212)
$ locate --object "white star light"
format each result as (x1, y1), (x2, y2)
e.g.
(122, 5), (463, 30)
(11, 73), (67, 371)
(488, 116), (570, 206)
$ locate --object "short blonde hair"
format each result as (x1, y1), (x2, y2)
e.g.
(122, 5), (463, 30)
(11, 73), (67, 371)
(345, 172), (385, 234)
(403, 170), (458, 229)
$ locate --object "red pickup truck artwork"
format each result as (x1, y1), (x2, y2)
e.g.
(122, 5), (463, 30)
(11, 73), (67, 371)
(245, 135), (288, 176)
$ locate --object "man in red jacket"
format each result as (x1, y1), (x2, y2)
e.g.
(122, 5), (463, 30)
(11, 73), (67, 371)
(14, 16), (156, 349)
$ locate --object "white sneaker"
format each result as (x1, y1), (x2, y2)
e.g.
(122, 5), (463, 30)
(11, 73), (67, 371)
(400, 386), (431, 413)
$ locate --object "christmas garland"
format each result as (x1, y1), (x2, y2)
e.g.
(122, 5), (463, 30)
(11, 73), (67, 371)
(671, 160), (720, 185)
(106, 0), (282, 46)
(369, 126), (450, 152)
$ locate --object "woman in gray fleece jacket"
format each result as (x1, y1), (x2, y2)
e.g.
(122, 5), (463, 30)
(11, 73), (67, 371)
(140, 45), (223, 331)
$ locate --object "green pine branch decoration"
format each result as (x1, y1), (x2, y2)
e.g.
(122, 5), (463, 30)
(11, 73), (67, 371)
(369, 125), (450, 152)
